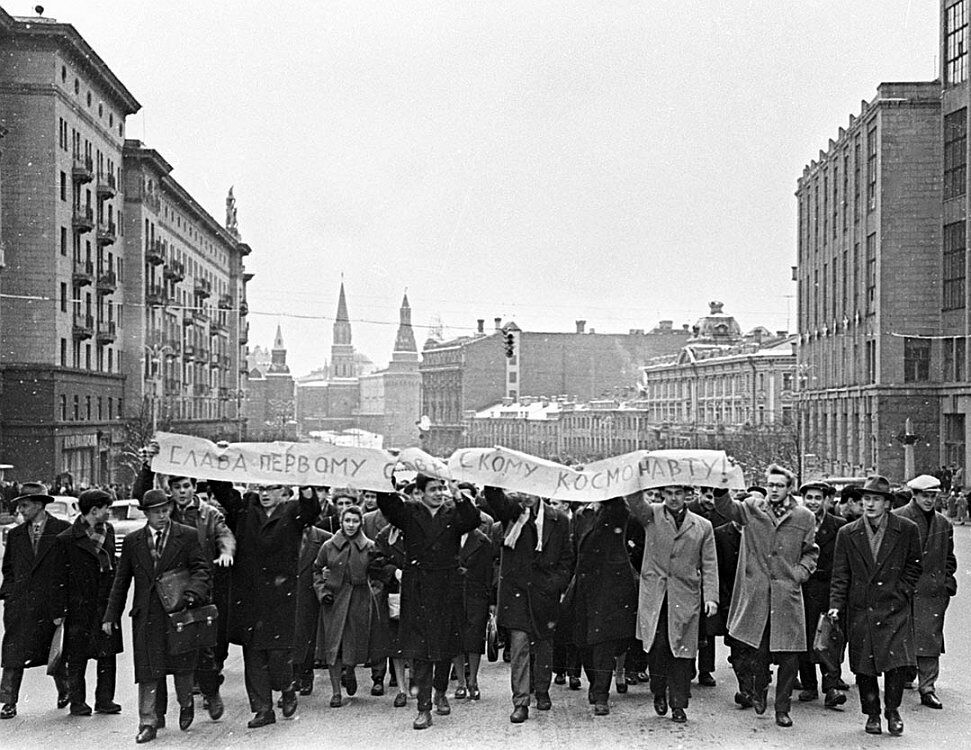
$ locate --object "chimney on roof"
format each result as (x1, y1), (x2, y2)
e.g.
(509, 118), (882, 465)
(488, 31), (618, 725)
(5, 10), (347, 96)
(658, 320), (673, 331)
(575, 320), (586, 334)
(494, 317), (502, 332)
(476, 319), (484, 334)
(682, 324), (689, 331)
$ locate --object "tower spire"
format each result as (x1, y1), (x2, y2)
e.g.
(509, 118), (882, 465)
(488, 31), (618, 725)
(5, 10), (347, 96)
(268, 324), (290, 373)
(331, 282), (355, 378)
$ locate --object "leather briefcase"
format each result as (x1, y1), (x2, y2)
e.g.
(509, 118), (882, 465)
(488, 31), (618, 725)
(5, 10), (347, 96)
(166, 605), (218, 655)
(156, 568), (192, 613)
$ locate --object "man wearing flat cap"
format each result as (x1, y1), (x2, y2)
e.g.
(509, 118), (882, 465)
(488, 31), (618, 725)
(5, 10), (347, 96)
(0, 482), (71, 719)
(829, 475), (922, 736)
(796, 481), (846, 708)
(103, 489), (210, 743)
(895, 474), (956, 710)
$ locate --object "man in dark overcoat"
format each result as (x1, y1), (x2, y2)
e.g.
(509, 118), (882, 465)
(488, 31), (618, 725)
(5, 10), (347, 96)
(292, 524), (331, 695)
(377, 474), (479, 729)
(451, 513), (495, 701)
(896, 474), (957, 709)
(796, 480), (847, 708)
(0, 482), (71, 719)
(482, 486), (573, 724)
(53, 489), (123, 716)
(103, 489), (210, 744)
(570, 497), (637, 716)
(225, 483), (317, 728)
(713, 518), (747, 704)
(829, 475), (923, 736)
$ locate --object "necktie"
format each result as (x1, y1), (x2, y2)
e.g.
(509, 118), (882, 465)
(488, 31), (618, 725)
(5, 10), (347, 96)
(30, 525), (39, 553)
(154, 530), (164, 563)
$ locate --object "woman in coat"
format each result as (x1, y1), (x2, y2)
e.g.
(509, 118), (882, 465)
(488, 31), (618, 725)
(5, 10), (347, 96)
(451, 514), (495, 700)
(313, 505), (383, 707)
(570, 497), (638, 714)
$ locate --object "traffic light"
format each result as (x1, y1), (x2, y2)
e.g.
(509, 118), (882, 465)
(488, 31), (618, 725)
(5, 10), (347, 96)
(504, 331), (515, 358)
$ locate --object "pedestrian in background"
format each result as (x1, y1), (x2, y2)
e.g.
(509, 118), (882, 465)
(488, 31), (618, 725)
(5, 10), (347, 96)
(292, 523), (331, 695)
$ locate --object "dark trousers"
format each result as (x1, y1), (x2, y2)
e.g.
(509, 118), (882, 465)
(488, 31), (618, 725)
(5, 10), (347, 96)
(371, 657), (387, 683)
(138, 673), (193, 728)
(582, 639), (625, 704)
(697, 631), (715, 675)
(553, 640), (582, 678)
(0, 662), (68, 705)
(626, 638), (648, 675)
(856, 668), (907, 716)
(67, 653), (115, 708)
(508, 630), (552, 707)
(797, 651), (840, 693)
(197, 573), (230, 697)
(412, 659), (449, 712)
(735, 621), (798, 713)
(647, 601), (693, 709)
(243, 646), (293, 714)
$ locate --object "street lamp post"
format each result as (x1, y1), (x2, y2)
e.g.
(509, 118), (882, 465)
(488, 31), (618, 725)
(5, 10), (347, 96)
(144, 343), (174, 435)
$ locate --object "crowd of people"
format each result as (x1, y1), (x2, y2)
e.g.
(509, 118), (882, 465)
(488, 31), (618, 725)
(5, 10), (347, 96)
(0, 451), (958, 743)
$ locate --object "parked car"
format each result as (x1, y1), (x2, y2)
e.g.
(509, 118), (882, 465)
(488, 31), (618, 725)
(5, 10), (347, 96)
(47, 495), (81, 523)
(109, 498), (146, 540)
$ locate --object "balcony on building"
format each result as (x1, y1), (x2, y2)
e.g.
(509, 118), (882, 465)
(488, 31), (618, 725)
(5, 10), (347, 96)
(96, 320), (117, 344)
(239, 324), (249, 344)
(217, 293), (233, 310)
(220, 353), (232, 369)
(210, 351), (221, 368)
(146, 238), (165, 265)
(218, 386), (230, 401)
(72, 313), (94, 340)
(193, 383), (211, 397)
(192, 308), (209, 325)
(183, 344), (195, 360)
(72, 205), (94, 232)
(195, 347), (210, 363)
(96, 172), (117, 198)
(164, 378), (181, 396)
(96, 268), (117, 294)
(72, 259), (94, 286)
(72, 154), (93, 183)
(96, 219), (117, 246)
(239, 299), (249, 316)
(145, 284), (167, 307)
(210, 318), (227, 335)
(194, 278), (212, 298)
(164, 259), (185, 283)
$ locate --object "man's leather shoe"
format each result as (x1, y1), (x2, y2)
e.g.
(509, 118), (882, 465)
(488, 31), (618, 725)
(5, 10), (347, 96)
(509, 706), (528, 723)
(671, 707), (687, 723)
(70, 703), (93, 716)
(593, 702), (609, 716)
(344, 671), (358, 696)
(554, 674), (566, 685)
(535, 692), (552, 711)
(886, 709), (904, 735)
(95, 701), (122, 715)
(834, 678), (850, 691)
(179, 705), (193, 731)
(698, 672), (716, 687)
(824, 688), (846, 708)
(734, 691), (753, 709)
(775, 712), (793, 728)
(371, 681), (384, 697)
(653, 693), (668, 716)
(57, 690), (70, 709)
(413, 709), (433, 729)
(247, 710), (276, 729)
(865, 714), (882, 734)
(135, 725), (157, 744)
(0, 704), (16, 720)
(921, 692), (943, 709)
(798, 689), (818, 702)
(298, 675), (314, 696)
(434, 691), (450, 715)
(393, 692), (407, 707)
(615, 681), (627, 694)
(205, 693), (224, 721)
(281, 690), (297, 718)
(330, 694), (343, 708)
(752, 691), (768, 715)
(568, 676), (581, 690)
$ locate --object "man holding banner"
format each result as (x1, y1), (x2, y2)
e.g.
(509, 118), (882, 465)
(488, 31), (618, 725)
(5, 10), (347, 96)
(482, 486), (573, 724)
(630, 484), (718, 724)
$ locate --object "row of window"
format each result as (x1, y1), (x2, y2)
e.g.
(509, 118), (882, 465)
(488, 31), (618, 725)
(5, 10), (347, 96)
(946, 0), (968, 86)
(59, 337), (116, 372)
(58, 393), (122, 422)
(59, 65), (124, 136)
(801, 232), (877, 329)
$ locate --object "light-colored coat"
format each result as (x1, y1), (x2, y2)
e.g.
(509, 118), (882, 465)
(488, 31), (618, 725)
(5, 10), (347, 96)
(714, 492), (818, 652)
(629, 498), (718, 659)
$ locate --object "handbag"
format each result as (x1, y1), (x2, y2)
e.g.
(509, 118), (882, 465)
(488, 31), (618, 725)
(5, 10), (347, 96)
(485, 611), (499, 663)
(166, 604), (218, 655)
(156, 568), (192, 614)
(387, 592), (401, 620)
(812, 613), (845, 673)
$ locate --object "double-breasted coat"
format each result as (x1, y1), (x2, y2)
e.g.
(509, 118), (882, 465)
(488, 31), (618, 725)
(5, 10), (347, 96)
(103, 522), (210, 683)
(376, 491), (479, 661)
(714, 492), (818, 652)
(226, 494), (317, 649)
(629, 498), (718, 658)
(894, 502), (956, 657)
(0, 512), (71, 668)
(52, 517), (123, 660)
(292, 525), (331, 667)
(313, 530), (385, 666)
(829, 513), (923, 675)
(802, 511), (846, 653)
(569, 498), (638, 647)
(456, 527), (495, 653)
(482, 487), (573, 640)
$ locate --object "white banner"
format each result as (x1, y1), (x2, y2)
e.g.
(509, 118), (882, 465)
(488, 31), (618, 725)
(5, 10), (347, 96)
(150, 432), (745, 503)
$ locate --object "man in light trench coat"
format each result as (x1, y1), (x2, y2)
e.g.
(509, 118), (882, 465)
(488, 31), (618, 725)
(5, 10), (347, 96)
(713, 463), (818, 728)
(630, 483), (718, 724)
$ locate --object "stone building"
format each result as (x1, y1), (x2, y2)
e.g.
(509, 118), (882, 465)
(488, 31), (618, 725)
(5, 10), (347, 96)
(244, 325), (296, 441)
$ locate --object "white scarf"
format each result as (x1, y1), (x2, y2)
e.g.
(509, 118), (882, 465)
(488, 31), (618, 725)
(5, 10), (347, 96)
(504, 501), (544, 552)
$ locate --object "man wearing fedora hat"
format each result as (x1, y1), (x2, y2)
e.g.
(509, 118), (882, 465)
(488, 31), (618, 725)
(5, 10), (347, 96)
(103, 489), (210, 744)
(0, 482), (71, 719)
(630, 483), (718, 724)
(895, 474), (957, 710)
(829, 475), (922, 736)
(795, 480), (847, 708)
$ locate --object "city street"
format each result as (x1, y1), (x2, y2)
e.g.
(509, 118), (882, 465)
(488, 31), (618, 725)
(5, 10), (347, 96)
(2, 526), (970, 749)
